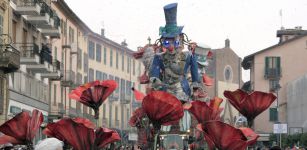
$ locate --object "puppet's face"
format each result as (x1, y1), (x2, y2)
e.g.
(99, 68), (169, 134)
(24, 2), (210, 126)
(162, 35), (183, 54)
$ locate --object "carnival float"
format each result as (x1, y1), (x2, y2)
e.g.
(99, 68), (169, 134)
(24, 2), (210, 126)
(0, 2), (277, 150)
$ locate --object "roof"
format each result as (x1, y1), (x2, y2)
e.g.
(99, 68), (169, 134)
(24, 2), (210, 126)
(54, 0), (135, 55)
(242, 34), (307, 70)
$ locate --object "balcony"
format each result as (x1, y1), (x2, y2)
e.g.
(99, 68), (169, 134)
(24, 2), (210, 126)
(40, 12), (61, 38)
(41, 59), (62, 80)
(26, 2), (53, 28)
(48, 103), (64, 120)
(0, 34), (20, 73)
(20, 43), (53, 74)
(11, 71), (49, 103)
(264, 68), (282, 79)
(84, 113), (95, 123)
(61, 70), (75, 87)
(12, 0), (41, 16)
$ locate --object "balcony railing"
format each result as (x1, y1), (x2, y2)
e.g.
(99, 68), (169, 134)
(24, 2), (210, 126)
(20, 43), (39, 58)
(52, 59), (62, 71)
(121, 95), (131, 104)
(15, 0), (40, 6)
(10, 71), (49, 103)
(264, 67), (282, 79)
(61, 70), (75, 87)
(0, 34), (20, 73)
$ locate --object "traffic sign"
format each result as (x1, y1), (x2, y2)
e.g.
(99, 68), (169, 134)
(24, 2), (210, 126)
(273, 123), (287, 134)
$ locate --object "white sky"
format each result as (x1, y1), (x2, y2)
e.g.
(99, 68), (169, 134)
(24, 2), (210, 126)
(65, 0), (307, 81)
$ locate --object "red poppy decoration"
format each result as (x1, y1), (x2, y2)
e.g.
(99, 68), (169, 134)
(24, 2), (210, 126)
(129, 107), (146, 127)
(69, 80), (118, 119)
(197, 121), (258, 150)
(43, 118), (120, 150)
(131, 87), (145, 101)
(142, 91), (184, 129)
(224, 89), (276, 126)
(203, 74), (214, 86)
(185, 98), (223, 124)
(0, 109), (43, 147)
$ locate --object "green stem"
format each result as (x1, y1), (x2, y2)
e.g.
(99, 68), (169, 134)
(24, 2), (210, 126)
(154, 133), (158, 150)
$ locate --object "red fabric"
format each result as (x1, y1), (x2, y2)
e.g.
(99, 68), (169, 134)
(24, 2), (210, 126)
(199, 121), (258, 150)
(129, 108), (146, 127)
(224, 89), (276, 121)
(185, 98), (223, 124)
(69, 80), (118, 119)
(0, 109), (43, 145)
(142, 91), (184, 128)
(131, 87), (145, 101)
(43, 118), (120, 150)
(202, 74), (214, 86)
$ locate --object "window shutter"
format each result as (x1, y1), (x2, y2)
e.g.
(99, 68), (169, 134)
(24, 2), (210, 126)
(277, 57), (281, 74)
(265, 57), (269, 76)
(269, 107), (278, 122)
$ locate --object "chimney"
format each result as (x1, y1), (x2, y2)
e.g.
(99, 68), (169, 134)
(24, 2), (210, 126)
(225, 39), (230, 48)
(121, 39), (128, 47)
(101, 28), (105, 37)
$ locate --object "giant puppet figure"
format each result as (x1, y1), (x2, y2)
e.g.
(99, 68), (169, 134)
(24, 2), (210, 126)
(149, 3), (204, 102)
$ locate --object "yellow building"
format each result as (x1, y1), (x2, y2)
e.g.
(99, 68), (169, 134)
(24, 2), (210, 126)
(50, 1), (145, 144)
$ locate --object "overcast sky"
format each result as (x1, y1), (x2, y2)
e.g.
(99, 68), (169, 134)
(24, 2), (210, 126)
(65, 0), (307, 81)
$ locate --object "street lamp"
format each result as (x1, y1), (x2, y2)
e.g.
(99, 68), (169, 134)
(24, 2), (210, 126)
(273, 81), (282, 148)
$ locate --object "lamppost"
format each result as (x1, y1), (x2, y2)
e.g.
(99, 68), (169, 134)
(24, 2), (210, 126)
(274, 81), (282, 148)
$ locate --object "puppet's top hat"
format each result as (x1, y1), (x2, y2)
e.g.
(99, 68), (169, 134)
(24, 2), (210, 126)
(159, 3), (183, 38)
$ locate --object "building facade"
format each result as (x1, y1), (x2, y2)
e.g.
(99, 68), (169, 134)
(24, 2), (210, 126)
(196, 39), (242, 125)
(242, 27), (307, 135)
(0, 0), (144, 145)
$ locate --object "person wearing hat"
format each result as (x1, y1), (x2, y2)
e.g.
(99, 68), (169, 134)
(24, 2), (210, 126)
(149, 3), (203, 102)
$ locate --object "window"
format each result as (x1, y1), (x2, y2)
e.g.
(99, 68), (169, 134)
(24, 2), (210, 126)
(110, 49), (113, 67)
(103, 104), (106, 119)
(0, 77), (3, 113)
(122, 53), (125, 71)
(138, 61), (141, 75)
(126, 81), (131, 97)
(96, 71), (102, 80)
(96, 44), (101, 62)
(83, 53), (88, 73)
(89, 68), (94, 82)
(115, 106), (118, 121)
(116, 51), (119, 69)
(10, 106), (21, 115)
(269, 79), (279, 92)
(133, 59), (135, 75)
(109, 104), (112, 127)
(103, 47), (107, 65)
(88, 41), (95, 59)
(103, 73), (108, 80)
(265, 57), (281, 79)
(0, 14), (3, 36)
(115, 77), (120, 94)
(12, 21), (17, 43)
(77, 73), (82, 84)
(77, 48), (82, 69)
(68, 27), (74, 44)
(127, 57), (130, 73)
(120, 79), (125, 100)
(53, 85), (57, 106)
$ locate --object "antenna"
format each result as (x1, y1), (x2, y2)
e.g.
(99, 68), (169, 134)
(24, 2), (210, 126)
(279, 9), (283, 29)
